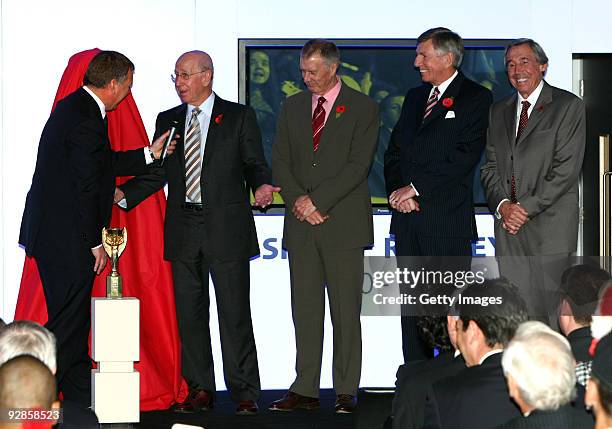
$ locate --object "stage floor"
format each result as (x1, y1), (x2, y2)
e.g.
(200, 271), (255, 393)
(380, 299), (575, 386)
(124, 389), (393, 429)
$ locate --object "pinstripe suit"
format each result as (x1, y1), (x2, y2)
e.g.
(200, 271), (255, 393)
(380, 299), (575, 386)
(384, 71), (492, 361)
(385, 71), (492, 252)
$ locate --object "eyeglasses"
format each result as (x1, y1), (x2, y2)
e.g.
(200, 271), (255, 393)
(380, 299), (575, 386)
(171, 69), (210, 83)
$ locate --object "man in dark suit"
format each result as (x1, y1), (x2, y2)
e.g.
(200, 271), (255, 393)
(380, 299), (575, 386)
(498, 321), (593, 429)
(480, 39), (586, 325)
(384, 28), (492, 362)
(391, 316), (465, 429)
(558, 264), (610, 364)
(19, 51), (168, 406)
(269, 39), (378, 414)
(422, 279), (527, 429)
(117, 50), (277, 416)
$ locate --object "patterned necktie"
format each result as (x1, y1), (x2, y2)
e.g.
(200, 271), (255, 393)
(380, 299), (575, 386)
(423, 86), (440, 121)
(510, 101), (531, 203)
(312, 96), (326, 151)
(185, 107), (202, 203)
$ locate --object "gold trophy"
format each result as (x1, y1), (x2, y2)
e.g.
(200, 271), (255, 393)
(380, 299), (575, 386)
(102, 227), (128, 298)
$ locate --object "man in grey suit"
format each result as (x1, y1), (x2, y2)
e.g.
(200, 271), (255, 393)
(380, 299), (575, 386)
(269, 39), (378, 414)
(481, 39), (586, 324)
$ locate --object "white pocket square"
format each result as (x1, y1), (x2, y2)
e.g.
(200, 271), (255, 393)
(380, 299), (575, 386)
(445, 111), (455, 119)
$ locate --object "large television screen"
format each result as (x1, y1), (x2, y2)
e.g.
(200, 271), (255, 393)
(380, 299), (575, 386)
(239, 39), (515, 206)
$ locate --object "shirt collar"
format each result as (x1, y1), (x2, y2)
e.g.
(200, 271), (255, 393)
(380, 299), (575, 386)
(478, 348), (503, 365)
(187, 92), (215, 118)
(517, 79), (544, 107)
(312, 77), (342, 103)
(434, 70), (459, 98)
(82, 86), (106, 119)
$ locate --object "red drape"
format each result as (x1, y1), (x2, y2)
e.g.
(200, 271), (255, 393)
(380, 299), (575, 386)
(14, 48), (187, 410)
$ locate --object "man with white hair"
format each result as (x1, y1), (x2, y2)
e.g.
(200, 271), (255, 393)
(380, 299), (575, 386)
(0, 321), (57, 370)
(499, 321), (593, 428)
(0, 321), (97, 429)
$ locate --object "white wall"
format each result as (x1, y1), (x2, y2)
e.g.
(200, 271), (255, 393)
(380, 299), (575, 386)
(1, 0), (611, 389)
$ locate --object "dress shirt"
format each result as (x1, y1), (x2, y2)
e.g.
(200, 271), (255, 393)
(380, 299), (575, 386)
(310, 77), (341, 124)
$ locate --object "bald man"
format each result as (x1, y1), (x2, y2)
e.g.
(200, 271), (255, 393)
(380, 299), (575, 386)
(118, 50), (277, 415)
(0, 355), (59, 429)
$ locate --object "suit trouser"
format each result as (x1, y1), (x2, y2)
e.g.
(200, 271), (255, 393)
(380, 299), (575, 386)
(495, 232), (570, 328)
(287, 234), (363, 397)
(395, 229), (472, 362)
(171, 209), (260, 401)
(36, 258), (94, 407)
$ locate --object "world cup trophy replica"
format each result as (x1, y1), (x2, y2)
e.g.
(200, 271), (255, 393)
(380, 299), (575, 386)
(102, 227), (127, 298)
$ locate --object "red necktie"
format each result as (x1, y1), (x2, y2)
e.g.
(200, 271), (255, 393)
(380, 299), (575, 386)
(423, 86), (439, 121)
(312, 96), (326, 151)
(511, 100), (531, 202)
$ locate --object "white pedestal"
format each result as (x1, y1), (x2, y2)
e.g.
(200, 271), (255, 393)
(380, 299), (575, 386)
(91, 298), (140, 424)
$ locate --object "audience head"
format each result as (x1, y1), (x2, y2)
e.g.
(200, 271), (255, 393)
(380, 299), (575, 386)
(502, 321), (575, 414)
(456, 278), (528, 366)
(300, 39), (340, 96)
(559, 264), (611, 335)
(504, 38), (548, 99)
(0, 318), (5, 330)
(173, 50), (214, 106)
(83, 50), (134, 111)
(415, 27), (464, 86)
(586, 332), (612, 426)
(0, 321), (57, 373)
(0, 355), (58, 415)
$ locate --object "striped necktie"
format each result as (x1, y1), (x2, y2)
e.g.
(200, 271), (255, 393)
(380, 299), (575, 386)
(185, 107), (202, 203)
(423, 86), (439, 121)
(312, 96), (326, 151)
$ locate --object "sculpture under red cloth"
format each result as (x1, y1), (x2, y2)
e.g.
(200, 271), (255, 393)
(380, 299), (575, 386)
(14, 48), (187, 410)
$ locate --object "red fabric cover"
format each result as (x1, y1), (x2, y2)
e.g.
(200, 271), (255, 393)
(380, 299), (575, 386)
(14, 49), (187, 410)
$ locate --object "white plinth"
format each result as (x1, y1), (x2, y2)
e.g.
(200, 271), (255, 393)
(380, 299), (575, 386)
(91, 297), (140, 424)
(91, 298), (139, 362)
(92, 370), (140, 423)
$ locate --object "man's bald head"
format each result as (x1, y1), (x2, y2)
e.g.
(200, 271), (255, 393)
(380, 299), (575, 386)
(174, 50), (214, 105)
(0, 355), (56, 409)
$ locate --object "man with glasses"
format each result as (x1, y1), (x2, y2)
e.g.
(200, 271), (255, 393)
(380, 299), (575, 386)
(117, 50), (278, 415)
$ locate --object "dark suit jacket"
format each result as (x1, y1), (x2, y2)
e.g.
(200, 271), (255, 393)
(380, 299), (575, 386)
(392, 351), (465, 429)
(385, 71), (492, 240)
(568, 326), (592, 363)
(495, 404), (594, 429)
(273, 84), (379, 250)
(481, 82), (586, 255)
(19, 88), (147, 269)
(423, 353), (521, 429)
(120, 94), (272, 261)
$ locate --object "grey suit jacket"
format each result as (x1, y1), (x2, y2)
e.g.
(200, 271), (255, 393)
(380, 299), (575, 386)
(481, 81), (586, 255)
(273, 83), (379, 251)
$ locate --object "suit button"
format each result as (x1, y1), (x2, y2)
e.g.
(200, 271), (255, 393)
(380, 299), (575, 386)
(510, 156), (513, 160)
(506, 180), (510, 184)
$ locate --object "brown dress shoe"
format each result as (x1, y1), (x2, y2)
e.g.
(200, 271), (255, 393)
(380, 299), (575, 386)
(268, 391), (320, 411)
(235, 399), (259, 416)
(334, 394), (357, 414)
(171, 389), (214, 413)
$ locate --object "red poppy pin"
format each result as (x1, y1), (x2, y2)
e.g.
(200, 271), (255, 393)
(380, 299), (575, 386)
(442, 97), (454, 108)
(335, 104), (347, 119)
(214, 113), (224, 124)
(536, 105), (544, 112)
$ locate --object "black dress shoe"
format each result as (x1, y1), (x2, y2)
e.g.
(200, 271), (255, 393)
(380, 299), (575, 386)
(335, 394), (357, 413)
(171, 389), (214, 413)
(268, 391), (320, 411)
(235, 399), (259, 416)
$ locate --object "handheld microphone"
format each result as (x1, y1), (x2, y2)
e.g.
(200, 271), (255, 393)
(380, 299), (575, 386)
(160, 120), (178, 166)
